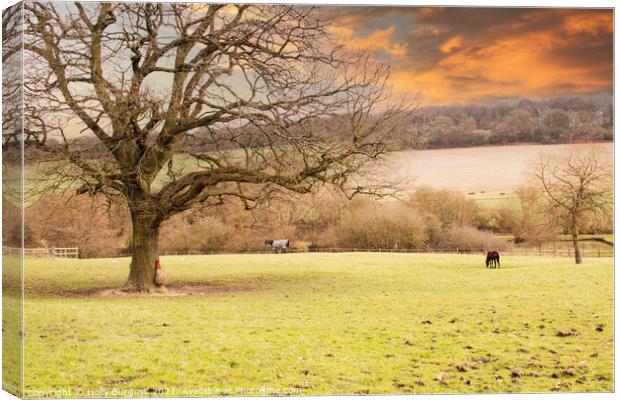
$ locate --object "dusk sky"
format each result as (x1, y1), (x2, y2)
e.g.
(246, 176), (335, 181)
(324, 7), (613, 105)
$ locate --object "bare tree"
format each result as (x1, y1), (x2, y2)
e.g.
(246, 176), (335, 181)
(535, 149), (612, 264)
(20, 3), (413, 291)
(3, 4), (23, 147)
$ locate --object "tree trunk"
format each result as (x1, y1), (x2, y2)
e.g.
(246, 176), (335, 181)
(124, 211), (160, 292)
(572, 230), (582, 265)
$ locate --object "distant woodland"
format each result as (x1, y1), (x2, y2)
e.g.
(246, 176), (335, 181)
(397, 92), (613, 150)
(8, 92), (612, 159)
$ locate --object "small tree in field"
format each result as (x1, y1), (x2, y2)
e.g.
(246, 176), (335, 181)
(15, 3), (412, 291)
(498, 185), (558, 246)
(535, 150), (612, 264)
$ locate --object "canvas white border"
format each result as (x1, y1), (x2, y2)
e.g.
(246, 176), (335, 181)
(0, 1), (616, 400)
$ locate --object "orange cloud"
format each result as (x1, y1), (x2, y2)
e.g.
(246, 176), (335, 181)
(439, 35), (462, 53)
(390, 27), (611, 104)
(564, 13), (613, 36)
(439, 22), (609, 98)
(329, 25), (409, 59)
(332, 8), (613, 104)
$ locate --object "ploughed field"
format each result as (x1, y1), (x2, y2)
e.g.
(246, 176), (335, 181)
(14, 253), (614, 396)
(12, 142), (613, 208)
(384, 142), (613, 194)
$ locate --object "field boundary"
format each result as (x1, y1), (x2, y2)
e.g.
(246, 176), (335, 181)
(154, 247), (613, 258)
(6, 246), (611, 259)
(3, 246), (79, 258)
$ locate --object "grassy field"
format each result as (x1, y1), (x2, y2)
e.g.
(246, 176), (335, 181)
(494, 234), (614, 254)
(16, 252), (613, 396)
(2, 255), (23, 397)
(465, 190), (519, 207)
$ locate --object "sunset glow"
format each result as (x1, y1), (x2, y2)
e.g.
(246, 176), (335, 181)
(326, 7), (613, 104)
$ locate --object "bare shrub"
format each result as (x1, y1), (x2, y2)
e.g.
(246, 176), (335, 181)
(410, 187), (478, 226)
(336, 201), (428, 249)
(25, 195), (129, 258)
(438, 225), (508, 251)
(475, 206), (502, 232)
(159, 215), (233, 254)
(422, 213), (444, 248)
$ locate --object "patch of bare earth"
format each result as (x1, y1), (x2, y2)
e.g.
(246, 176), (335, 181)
(86, 283), (256, 298)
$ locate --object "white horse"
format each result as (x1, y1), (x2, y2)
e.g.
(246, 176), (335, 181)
(264, 239), (290, 254)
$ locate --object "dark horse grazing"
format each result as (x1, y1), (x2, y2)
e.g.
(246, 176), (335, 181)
(486, 251), (500, 268)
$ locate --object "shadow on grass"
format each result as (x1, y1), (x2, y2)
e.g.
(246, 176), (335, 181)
(26, 273), (328, 299)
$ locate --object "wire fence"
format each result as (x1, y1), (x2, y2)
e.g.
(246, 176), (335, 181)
(155, 247), (613, 258)
(4, 246), (612, 259)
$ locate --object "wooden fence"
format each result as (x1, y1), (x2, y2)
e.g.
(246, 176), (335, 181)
(3, 246), (79, 259)
(154, 247), (612, 258)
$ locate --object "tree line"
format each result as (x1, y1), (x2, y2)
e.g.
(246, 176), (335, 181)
(396, 93), (613, 150)
(6, 175), (611, 260)
(11, 92), (612, 161)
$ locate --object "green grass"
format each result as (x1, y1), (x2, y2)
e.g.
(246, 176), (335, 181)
(558, 234), (614, 244)
(2, 255), (23, 397)
(462, 189), (528, 209)
(21, 253), (613, 396)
